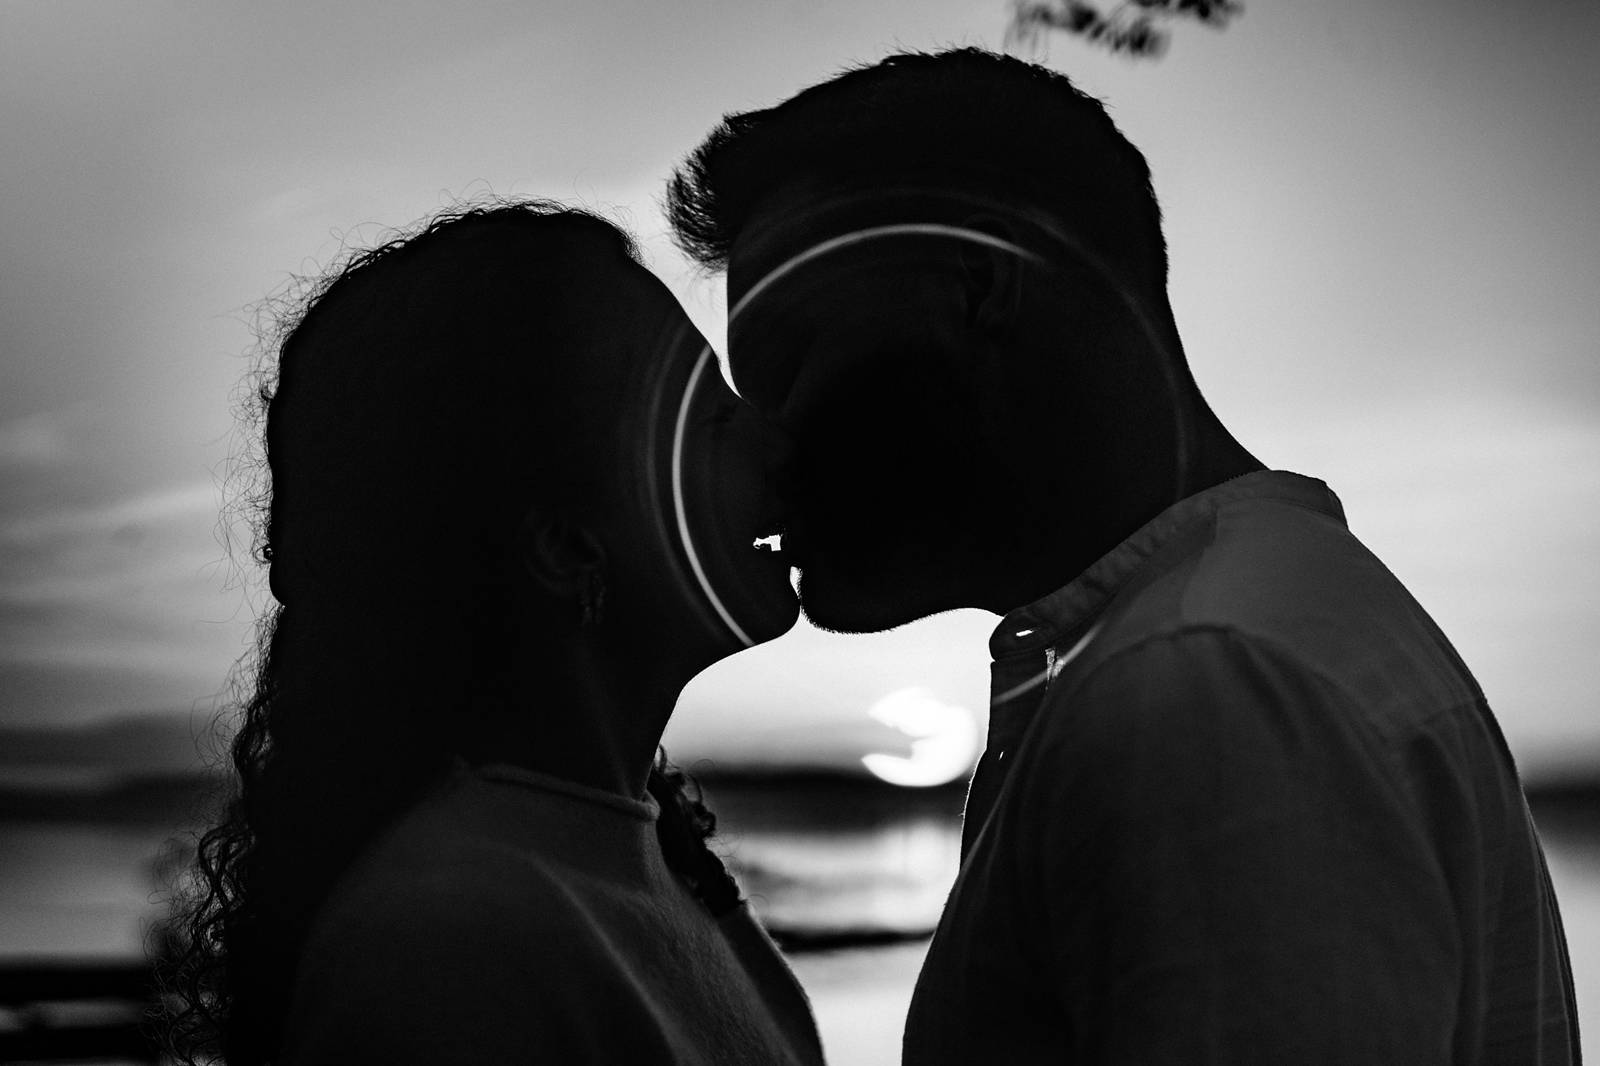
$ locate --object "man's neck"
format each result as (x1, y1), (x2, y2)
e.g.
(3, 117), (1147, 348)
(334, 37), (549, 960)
(1181, 415), (1265, 499)
(978, 415), (1264, 617)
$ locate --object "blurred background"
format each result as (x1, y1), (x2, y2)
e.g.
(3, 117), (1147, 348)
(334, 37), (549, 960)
(1, 1), (1596, 1062)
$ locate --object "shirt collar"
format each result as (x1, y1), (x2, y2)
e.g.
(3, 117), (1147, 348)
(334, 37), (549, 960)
(989, 470), (1346, 662)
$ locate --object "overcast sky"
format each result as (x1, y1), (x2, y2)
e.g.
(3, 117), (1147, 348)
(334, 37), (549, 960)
(1, 0), (1596, 778)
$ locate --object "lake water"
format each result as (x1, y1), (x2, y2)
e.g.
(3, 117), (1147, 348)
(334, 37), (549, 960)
(1, 791), (1594, 1065)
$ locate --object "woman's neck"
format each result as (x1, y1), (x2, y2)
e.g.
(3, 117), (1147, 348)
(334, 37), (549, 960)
(479, 629), (691, 800)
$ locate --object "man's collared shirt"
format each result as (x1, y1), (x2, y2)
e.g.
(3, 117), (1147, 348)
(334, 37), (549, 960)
(904, 470), (1580, 1065)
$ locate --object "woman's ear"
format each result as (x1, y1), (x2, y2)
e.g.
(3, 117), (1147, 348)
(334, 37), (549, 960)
(516, 506), (607, 600)
(958, 214), (1026, 337)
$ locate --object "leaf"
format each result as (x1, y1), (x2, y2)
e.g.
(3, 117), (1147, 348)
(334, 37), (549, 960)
(1006, 0), (1240, 60)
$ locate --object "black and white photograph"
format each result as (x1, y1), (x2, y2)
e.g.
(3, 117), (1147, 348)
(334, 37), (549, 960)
(1, 2), (1595, 1062)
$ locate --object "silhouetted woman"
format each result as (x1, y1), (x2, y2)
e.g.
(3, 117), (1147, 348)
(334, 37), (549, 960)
(166, 203), (821, 1065)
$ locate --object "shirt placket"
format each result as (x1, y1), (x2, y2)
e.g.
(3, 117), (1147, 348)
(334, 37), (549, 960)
(962, 644), (1055, 858)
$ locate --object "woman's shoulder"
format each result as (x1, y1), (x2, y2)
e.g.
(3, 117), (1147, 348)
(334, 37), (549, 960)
(308, 788), (600, 956)
(289, 764), (672, 1012)
(283, 859), (669, 1066)
(285, 805), (658, 1061)
(302, 849), (611, 994)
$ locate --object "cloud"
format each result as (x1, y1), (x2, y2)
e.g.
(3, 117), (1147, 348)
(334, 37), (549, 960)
(0, 404), (96, 469)
(0, 479), (252, 727)
(0, 481), (219, 547)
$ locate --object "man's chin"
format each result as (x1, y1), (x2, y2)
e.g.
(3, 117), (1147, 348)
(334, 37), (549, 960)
(795, 567), (937, 635)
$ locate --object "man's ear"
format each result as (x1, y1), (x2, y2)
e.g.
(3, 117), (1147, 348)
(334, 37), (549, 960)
(516, 506), (607, 599)
(958, 215), (1026, 336)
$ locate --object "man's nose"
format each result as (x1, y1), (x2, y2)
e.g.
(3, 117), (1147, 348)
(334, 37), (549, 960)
(747, 412), (798, 511)
(761, 414), (799, 479)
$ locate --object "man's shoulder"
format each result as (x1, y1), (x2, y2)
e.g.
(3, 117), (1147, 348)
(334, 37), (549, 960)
(1041, 624), (1343, 755)
(1111, 490), (1391, 644)
(1075, 492), (1481, 726)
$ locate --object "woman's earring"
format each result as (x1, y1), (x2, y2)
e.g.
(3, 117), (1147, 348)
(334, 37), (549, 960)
(579, 570), (607, 627)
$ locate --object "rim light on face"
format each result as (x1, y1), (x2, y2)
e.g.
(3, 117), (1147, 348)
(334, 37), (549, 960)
(669, 224), (1046, 650)
(669, 219), (1191, 648)
(727, 222), (1045, 324)
(671, 342), (757, 648)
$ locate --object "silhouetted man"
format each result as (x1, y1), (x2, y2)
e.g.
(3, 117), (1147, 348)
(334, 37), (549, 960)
(668, 49), (1580, 1065)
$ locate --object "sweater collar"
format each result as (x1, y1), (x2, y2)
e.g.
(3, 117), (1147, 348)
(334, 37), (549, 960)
(471, 762), (661, 822)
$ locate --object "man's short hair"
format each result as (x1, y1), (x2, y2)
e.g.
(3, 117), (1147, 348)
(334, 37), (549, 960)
(666, 47), (1169, 297)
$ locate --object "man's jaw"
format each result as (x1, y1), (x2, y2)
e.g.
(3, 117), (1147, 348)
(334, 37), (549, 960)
(794, 560), (963, 636)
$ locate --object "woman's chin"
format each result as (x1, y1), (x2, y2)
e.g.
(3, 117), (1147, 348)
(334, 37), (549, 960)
(677, 526), (801, 650)
(754, 588), (803, 644)
(725, 562), (801, 647)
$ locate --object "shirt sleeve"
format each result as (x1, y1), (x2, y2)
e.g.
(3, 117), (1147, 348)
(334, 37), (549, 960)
(280, 861), (671, 1065)
(1020, 626), (1464, 1065)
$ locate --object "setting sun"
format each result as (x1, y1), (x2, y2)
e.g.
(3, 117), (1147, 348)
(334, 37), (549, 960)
(861, 688), (979, 788)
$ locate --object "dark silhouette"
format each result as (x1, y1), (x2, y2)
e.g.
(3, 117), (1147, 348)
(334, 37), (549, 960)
(668, 48), (1581, 1065)
(162, 203), (819, 1065)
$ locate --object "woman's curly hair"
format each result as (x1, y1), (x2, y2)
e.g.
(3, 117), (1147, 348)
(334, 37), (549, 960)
(159, 201), (732, 1065)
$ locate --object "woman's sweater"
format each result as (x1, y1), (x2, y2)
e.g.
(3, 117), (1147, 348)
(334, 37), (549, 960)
(281, 762), (825, 1065)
